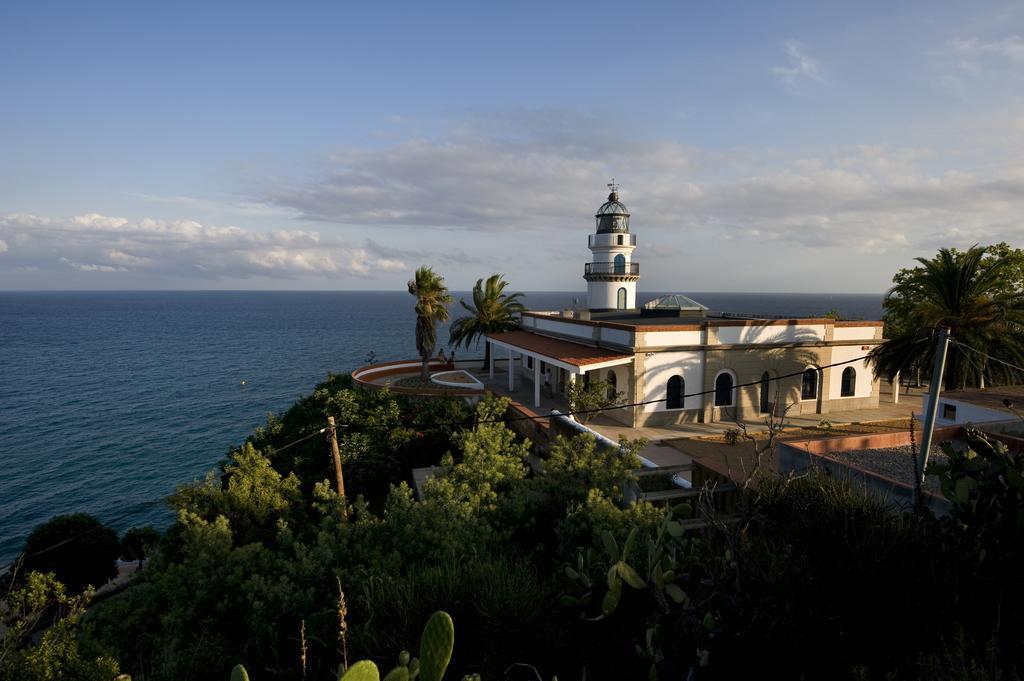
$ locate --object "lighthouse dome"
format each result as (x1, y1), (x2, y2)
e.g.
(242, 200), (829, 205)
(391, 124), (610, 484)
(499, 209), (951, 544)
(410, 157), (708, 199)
(595, 191), (630, 233)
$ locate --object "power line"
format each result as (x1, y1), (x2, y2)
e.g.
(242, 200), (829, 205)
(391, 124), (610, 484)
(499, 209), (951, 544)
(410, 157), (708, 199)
(2, 343), (915, 575)
(948, 338), (1024, 376)
(0, 427), (334, 575)
(341, 342), (917, 431)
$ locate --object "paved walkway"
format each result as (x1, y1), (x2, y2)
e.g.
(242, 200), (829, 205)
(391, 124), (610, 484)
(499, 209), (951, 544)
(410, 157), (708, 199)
(586, 398), (920, 446)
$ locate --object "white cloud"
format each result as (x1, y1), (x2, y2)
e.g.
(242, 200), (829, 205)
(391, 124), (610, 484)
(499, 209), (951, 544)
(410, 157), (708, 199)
(0, 239), (7, 254)
(59, 257), (128, 273)
(936, 35), (1024, 96)
(71, 213), (129, 229)
(771, 40), (824, 90)
(0, 214), (409, 280)
(949, 35), (1024, 64)
(253, 116), (1024, 257)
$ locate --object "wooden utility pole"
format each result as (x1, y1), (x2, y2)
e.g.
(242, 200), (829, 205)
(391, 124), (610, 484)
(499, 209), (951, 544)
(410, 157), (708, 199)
(326, 416), (346, 498)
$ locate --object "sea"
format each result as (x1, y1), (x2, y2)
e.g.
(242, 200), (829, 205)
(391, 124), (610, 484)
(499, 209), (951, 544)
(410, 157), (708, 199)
(0, 290), (883, 563)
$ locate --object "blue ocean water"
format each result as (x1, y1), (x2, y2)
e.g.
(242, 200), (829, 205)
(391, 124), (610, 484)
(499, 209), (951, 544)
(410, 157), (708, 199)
(0, 290), (882, 562)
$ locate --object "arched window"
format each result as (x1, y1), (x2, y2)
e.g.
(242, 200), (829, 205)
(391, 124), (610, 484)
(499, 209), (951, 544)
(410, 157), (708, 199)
(841, 367), (856, 397)
(759, 371), (771, 414)
(616, 287), (627, 309)
(614, 253), (626, 274)
(667, 375), (684, 409)
(714, 372), (734, 407)
(607, 369), (618, 399)
(801, 368), (818, 400)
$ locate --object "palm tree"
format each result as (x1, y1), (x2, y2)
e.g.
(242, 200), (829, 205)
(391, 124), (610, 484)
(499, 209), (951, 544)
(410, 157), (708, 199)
(449, 274), (526, 370)
(869, 245), (1024, 390)
(408, 266), (453, 379)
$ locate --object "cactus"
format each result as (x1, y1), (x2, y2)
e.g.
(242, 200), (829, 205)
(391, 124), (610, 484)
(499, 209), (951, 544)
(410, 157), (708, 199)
(418, 611), (455, 681)
(230, 664), (250, 681)
(383, 666), (410, 681)
(383, 650), (415, 681)
(340, 659), (381, 681)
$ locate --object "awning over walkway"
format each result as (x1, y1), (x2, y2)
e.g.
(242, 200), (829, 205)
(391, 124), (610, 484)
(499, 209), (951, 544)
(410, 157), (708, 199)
(486, 330), (633, 373)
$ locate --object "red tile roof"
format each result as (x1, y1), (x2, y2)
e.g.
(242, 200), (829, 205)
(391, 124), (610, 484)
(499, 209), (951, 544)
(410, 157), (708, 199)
(486, 330), (633, 368)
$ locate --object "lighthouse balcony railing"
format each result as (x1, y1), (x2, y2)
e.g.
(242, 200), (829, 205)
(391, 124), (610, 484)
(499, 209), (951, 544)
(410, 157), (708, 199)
(585, 262), (640, 276)
(589, 233), (636, 247)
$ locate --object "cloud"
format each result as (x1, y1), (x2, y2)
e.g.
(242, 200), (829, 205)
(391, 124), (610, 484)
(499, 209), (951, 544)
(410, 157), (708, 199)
(8, 108), (1024, 288)
(936, 35), (1024, 96)
(0, 239), (7, 254)
(60, 257), (128, 273)
(770, 40), (824, 90)
(251, 114), (1024, 256)
(949, 35), (1024, 65)
(0, 213), (410, 281)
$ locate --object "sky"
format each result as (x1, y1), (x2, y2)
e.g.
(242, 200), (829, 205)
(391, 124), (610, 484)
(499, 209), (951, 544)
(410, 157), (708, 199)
(1, 1), (1023, 293)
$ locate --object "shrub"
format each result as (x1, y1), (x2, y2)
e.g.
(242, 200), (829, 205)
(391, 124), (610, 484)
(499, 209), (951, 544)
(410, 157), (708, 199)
(20, 513), (120, 593)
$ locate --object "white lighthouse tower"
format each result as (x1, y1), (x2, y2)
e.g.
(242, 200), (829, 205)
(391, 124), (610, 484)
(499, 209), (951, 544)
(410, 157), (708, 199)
(584, 181), (639, 311)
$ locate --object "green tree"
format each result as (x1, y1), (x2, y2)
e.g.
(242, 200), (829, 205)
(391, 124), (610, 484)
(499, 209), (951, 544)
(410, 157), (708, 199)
(870, 244), (1024, 390)
(120, 525), (160, 569)
(20, 514), (120, 594)
(408, 266), (454, 379)
(170, 443), (301, 546)
(448, 274), (525, 369)
(567, 378), (625, 424)
(1, 571), (121, 681)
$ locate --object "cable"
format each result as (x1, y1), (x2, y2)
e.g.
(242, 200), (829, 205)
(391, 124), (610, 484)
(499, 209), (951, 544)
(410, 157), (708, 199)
(336, 342), (920, 431)
(1, 343), (919, 574)
(0, 427), (333, 575)
(267, 428), (327, 456)
(948, 338), (1024, 376)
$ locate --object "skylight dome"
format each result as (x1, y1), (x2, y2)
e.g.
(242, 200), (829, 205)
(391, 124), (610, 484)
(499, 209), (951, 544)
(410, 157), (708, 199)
(642, 294), (708, 311)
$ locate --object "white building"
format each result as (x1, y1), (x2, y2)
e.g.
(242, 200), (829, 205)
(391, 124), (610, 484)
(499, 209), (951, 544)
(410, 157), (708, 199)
(923, 386), (1024, 427)
(486, 185), (885, 427)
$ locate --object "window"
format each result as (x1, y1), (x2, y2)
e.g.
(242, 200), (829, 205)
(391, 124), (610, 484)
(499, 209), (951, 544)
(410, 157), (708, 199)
(527, 357), (533, 369)
(801, 368), (818, 400)
(667, 375), (684, 409)
(607, 369), (618, 399)
(714, 372), (734, 407)
(759, 372), (771, 413)
(617, 234), (624, 245)
(614, 254), (626, 274)
(616, 287), (627, 309)
(942, 403), (957, 420)
(841, 367), (856, 397)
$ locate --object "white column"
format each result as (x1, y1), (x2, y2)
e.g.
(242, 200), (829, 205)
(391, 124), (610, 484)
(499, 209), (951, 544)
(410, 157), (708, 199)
(489, 342), (495, 379)
(892, 372), (900, 405)
(567, 372), (578, 420)
(534, 356), (541, 407)
(508, 347), (514, 391)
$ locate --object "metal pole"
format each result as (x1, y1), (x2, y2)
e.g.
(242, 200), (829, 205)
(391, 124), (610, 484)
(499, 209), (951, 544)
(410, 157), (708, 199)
(916, 327), (950, 506)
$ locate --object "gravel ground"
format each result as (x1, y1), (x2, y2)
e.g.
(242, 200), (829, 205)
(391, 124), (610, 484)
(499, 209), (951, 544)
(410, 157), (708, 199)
(823, 445), (953, 494)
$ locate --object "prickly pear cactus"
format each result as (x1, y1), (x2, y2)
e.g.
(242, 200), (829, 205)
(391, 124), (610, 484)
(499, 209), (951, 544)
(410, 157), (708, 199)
(418, 611), (455, 681)
(383, 666), (410, 681)
(383, 649), (415, 681)
(230, 664), (250, 681)
(339, 659), (381, 681)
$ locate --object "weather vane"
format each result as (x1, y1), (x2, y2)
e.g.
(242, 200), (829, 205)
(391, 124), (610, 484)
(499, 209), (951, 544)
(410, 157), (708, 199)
(607, 178), (619, 194)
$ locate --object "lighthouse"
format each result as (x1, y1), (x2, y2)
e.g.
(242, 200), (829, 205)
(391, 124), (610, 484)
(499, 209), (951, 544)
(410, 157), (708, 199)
(584, 181), (639, 311)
